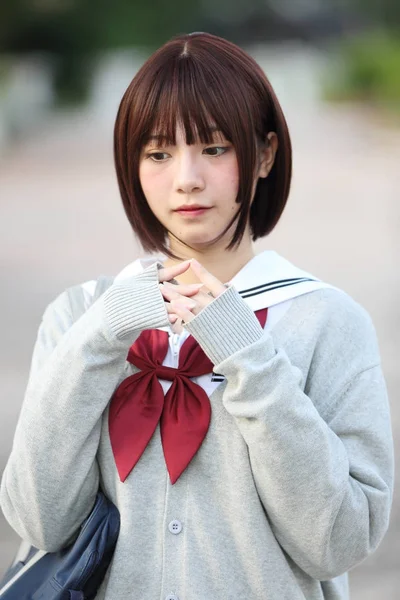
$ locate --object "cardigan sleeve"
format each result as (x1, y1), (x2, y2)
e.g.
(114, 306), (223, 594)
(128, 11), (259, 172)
(0, 262), (169, 552)
(184, 285), (394, 581)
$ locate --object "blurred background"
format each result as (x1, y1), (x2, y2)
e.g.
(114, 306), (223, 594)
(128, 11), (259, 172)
(0, 0), (399, 597)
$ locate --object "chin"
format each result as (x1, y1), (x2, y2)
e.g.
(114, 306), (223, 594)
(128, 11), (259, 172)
(176, 233), (221, 249)
(168, 224), (231, 250)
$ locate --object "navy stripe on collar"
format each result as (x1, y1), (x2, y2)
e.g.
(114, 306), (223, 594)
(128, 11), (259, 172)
(239, 277), (316, 299)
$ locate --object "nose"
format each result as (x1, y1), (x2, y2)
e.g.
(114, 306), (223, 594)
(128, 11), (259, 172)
(175, 154), (205, 194)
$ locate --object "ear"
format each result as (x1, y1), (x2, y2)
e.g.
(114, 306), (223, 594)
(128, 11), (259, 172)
(258, 132), (278, 178)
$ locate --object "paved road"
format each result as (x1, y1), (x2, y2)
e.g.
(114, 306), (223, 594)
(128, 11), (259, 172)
(0, 52), (399, 597)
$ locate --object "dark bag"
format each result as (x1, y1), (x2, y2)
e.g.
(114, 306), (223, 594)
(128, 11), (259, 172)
(0, 491), (120, 599)
(0, 276), (119, 599)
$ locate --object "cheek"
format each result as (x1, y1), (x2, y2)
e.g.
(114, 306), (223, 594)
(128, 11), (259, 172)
(139, 164), (166, 208)
(225, 153), (239, 185)
(138, 164), (149, 195)
(217, 161), (239, 200)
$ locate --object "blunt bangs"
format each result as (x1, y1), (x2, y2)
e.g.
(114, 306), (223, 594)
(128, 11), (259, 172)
(114, 32), (292, 258)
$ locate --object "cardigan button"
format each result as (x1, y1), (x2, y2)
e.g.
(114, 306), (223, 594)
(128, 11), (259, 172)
(168, 519), (183, 534)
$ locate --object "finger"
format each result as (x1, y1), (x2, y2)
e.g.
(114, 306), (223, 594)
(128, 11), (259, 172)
(170, 319), (184, 334)
(167, 301), (195, 324)
(190, 259), (228, 297)
(161, 286), (197, 309)
(158, 260), (191, 283)
(196, 285), (213, 297)
(186, 286), (214, 303)
(162, 279), (214, 304)
(165, 302), (194, 314)
(162, 280), (204, 297)
(163, 289), (213, 316)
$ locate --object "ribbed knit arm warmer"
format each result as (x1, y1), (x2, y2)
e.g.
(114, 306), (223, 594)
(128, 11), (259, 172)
(185, 285), (394, 580)
(0, 262), (169, 552)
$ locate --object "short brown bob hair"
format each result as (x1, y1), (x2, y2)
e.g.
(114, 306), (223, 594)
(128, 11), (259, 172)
(114, 32), (292, 259)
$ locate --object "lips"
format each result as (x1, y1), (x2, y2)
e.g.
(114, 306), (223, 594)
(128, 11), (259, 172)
(174, 206), (211, 218)
(175, 205), (210, 211)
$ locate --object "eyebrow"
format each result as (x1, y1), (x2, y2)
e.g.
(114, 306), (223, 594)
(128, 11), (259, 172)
(146, 125), (223, 143)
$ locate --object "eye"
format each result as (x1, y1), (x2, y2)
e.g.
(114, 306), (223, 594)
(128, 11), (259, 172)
(147, 152), (169, 162)
(203, 146), (229, 157)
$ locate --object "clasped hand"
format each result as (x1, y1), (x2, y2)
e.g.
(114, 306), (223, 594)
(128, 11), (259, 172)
(158, 259), (228, 327)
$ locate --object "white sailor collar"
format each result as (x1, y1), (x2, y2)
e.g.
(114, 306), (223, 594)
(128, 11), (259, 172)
(228, 250), (335, 311)
(114, 250), (334, 312)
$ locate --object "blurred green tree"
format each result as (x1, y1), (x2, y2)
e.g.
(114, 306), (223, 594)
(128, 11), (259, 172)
(0, 0), (202, 104)
(322, 1), (400, 111)
(350, 0), (400, 28)
(1, 0), (398, 105)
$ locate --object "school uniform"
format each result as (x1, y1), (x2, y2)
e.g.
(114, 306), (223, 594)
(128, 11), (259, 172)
(0, 251), (393, 599)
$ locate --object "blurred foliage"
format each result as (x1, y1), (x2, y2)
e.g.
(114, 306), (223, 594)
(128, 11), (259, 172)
(321, 0), (400, 113)
(349, 0), (400, 29)
(323, 31), (400, 112)
(1, 0), (400, 108)
(0, 0), (202, 104)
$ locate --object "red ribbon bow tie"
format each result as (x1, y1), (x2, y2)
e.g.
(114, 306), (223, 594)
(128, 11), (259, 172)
(109, 308), (268, 484)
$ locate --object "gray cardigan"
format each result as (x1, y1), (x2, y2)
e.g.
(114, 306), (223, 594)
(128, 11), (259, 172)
(0, 262), (394, 599)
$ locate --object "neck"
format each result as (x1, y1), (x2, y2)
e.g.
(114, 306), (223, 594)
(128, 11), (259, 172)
(163, 231), (255, 285)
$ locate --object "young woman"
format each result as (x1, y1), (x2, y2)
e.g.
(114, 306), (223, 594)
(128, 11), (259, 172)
(0, 32), (394, 599)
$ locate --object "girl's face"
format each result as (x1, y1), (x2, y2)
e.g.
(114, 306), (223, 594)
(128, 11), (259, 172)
(139, 124), (241, 251)
(139, 123), (277, 253)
